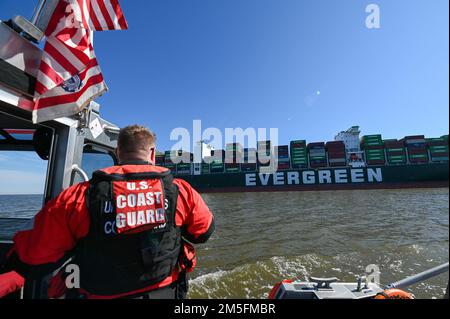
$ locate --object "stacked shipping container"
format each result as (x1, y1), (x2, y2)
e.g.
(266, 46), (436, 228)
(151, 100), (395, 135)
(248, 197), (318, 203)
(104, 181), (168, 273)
(176, 163), (192, 174)
(257, 140), (272, 171)
(326, 141), (346, 167)
(241, 148), (257, 172)
(159, 132), (448, 175)
(201, 162), (211, 174)
(290, 140), (308, 169)
(384, 140), (407, 165)
(275, 145), (290, 170)
(361, 135), (385, 165)
(403, 135), (428, 164)
(225, 143), (243, 173)
(210, 149), (225, 173)
(427, 137), (449, 163)
(178, 152), (192, 174)
(163, 150), (177, 172)
(307, 142), (327, 168)
(155, 154), (165, 166)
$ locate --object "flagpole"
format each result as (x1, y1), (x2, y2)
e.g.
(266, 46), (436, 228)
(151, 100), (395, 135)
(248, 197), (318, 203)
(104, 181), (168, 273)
(31, 0), (47, 25)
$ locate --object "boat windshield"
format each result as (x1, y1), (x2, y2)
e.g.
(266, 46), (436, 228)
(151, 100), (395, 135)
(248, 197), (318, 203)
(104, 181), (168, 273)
(0, 115), (50, 241)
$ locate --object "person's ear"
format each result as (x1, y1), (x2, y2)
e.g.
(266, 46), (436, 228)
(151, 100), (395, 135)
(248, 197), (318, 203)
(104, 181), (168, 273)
(149, 147), (156, 165)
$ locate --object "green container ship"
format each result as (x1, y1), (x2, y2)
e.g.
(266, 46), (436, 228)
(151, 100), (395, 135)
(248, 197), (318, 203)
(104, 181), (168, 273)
(179, 163), (448, 193)
(161, 127), (449, 193)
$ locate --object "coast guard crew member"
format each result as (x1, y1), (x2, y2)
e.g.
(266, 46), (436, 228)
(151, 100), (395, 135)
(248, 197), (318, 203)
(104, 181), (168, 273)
(1, 125), (215, 299)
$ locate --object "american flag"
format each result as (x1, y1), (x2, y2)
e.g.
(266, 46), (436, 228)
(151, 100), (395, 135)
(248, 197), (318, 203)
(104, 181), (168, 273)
(33, 0), (128, 123)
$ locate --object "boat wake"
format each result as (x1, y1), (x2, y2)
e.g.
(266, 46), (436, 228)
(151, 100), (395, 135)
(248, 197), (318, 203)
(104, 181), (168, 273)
(188, 244), (449, 299)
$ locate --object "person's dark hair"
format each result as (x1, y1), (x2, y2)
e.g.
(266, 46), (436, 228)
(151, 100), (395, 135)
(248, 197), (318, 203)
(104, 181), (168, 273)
(117, 125), (156, 154)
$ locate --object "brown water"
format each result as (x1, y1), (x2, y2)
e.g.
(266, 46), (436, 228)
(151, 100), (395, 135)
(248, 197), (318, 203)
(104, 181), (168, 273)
(1, 189), (448, 299)
(187, 188), (449, 299)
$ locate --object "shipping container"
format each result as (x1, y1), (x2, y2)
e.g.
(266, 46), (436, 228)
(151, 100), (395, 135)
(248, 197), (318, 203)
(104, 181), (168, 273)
(362, 144), (385, 150)
(243, 148), (257, 156)
(241, 163), (257, 172)
(327, 153), (346, 159)
(277, 162), (290, 170)
(310, 158), (327, 164)
(291, 158), (308, 164)
(388, 160), (407, 164)
(366, 149), (384, 154)
(366, 160), (385, 166)
(210, 162), (225, 173)
(309, 156), (326, 161)
(407, 149), (428, 155)
(164, 150), (177, 161)
(178, 152), (193, 163)
(201, 162), (210, 174)
(430, 145), (448, 154)
(430, 156), (449, 162)
(429, 145), (449, 151)
(384, 140), (405, 148)
(307, 142), (325, 149)
(387, 153), (406, 158)
(409, 160), (429, 165)
(310, 163), (327, 168)
(404, 135), (425, 140)
(365, 149), (385, 162)
(291, 163), (308, 169)
(276, 145), (289, 151)
(211, 149), (225, 162)
(409, 154), (428, 159)
(326, 141), (345, 147)
(155, 154), (165, 165)
(164, 150), (192, 163)
(430, 152), (449, 158)
(406, 142), (427, 149)
(362, 134), (382, 140)
(361, 135), (383, 147)
(257, 141), (271, 153)
(426, 138), (447, 147)
(404, 138), (426, 144)
(225, 151), (243, 164)
(386, 148), (406, 153)
(309, 150), (326, 157)
(388, 156), (407, 161)
(329, 162), (347, 167)
(328, 158), (346, 163)
(226, 143), (243, 151)
(243, 148), (257, 162)
(257, 154), (271, 166)
(225, 163), (240, 173)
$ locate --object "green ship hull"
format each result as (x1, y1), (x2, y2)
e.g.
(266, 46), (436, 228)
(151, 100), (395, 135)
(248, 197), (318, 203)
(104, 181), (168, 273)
(176, 163), (449, 193)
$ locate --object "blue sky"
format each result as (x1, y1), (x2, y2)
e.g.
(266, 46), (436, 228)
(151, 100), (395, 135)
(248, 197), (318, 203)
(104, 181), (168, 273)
(1, 0), (449, 149)
(0, 0), (449, 193)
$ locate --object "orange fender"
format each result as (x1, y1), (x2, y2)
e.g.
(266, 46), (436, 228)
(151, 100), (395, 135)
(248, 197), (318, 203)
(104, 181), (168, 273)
(375, 289), (414, 299)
